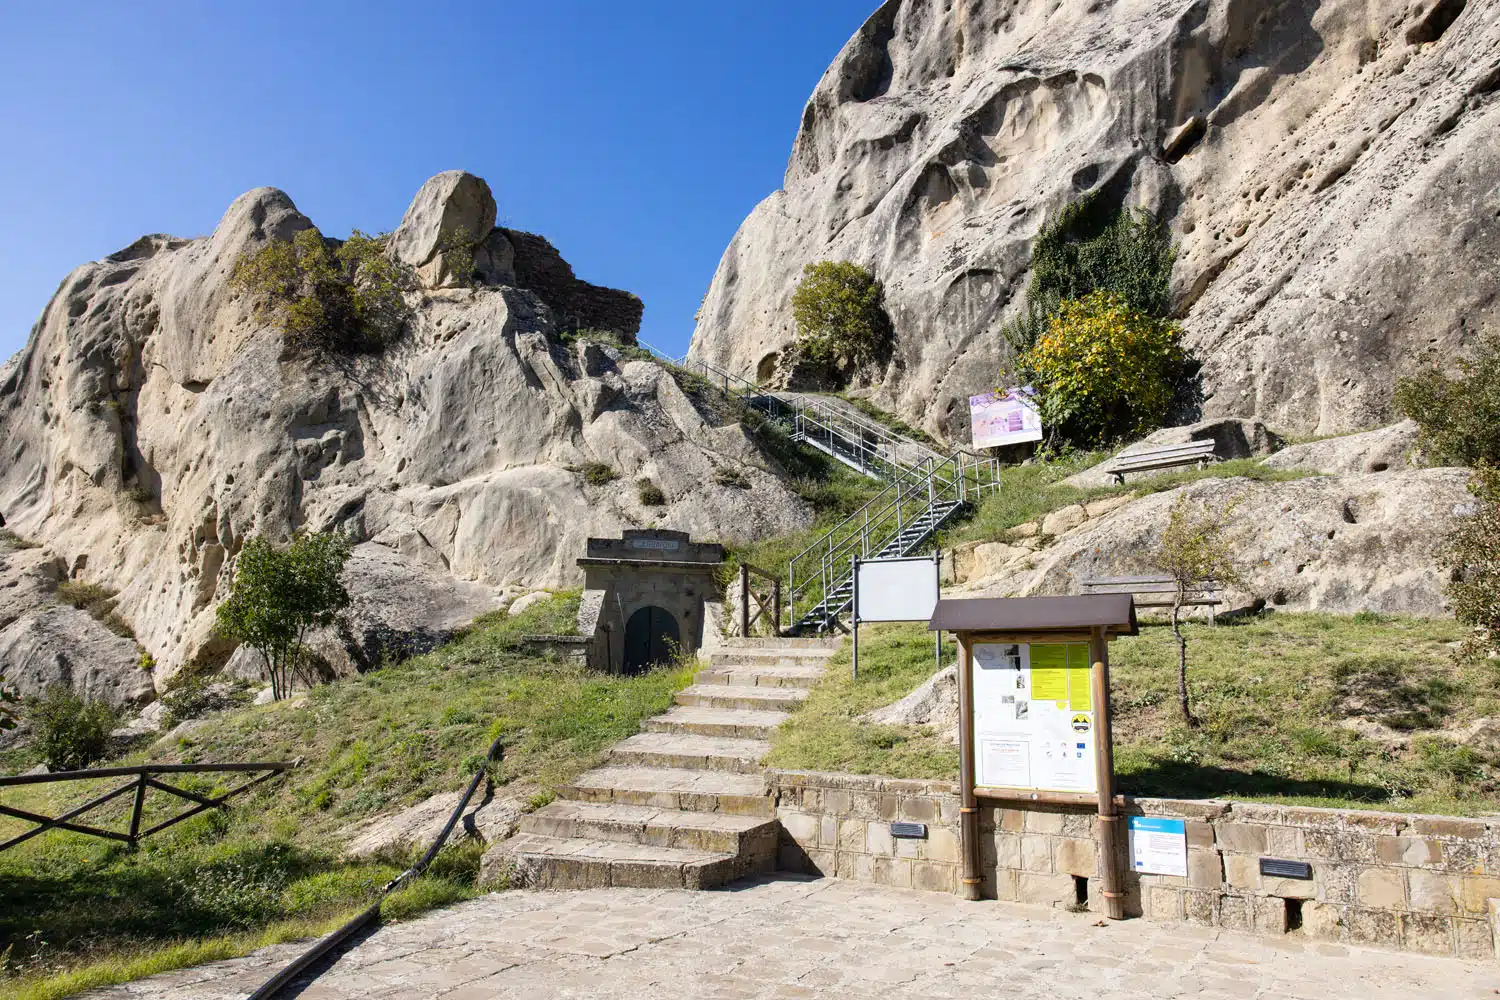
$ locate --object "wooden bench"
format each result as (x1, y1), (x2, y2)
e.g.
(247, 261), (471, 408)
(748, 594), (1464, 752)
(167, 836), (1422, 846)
(1104, 439), (1220, 484)
(1081, 574), (1221, 624)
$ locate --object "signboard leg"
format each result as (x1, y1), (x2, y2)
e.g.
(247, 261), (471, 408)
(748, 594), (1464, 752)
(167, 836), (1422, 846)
(1091, 626), (1126, 920)
(957, 637), (981, 901)
(852, 620), (859, 681)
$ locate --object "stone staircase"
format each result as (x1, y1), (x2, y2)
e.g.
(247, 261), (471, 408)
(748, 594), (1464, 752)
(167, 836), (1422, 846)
(495, 638), (839, 890)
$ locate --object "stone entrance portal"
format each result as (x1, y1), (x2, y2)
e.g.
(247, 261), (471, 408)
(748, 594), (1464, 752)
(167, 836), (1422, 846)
(623, 605), (681, 674)
(576, 529), (723, 674)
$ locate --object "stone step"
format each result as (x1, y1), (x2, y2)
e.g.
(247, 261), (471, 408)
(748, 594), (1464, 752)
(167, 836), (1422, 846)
(643, 706), (788, 739)
(709, 646), (842, 669)
(556, 765), (772, 816)
(674, 684), (809, 712)
(609, 731), (769, 773)
(495, 833), (751, 890)
(697, 663), (825, 688)
(519, 800), (778, 856)
(719, 637), (841, 651)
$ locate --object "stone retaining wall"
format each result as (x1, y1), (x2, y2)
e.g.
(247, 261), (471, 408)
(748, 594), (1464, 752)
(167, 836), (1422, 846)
(768, 770), (1500, 959)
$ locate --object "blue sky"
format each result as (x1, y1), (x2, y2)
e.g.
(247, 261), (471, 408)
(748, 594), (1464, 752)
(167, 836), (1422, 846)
(0, 1), (878, 363)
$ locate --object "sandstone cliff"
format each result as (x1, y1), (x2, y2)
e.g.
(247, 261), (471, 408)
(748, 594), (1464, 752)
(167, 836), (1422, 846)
(689, 0), (1500, 441)
(0, 172), (810, 705)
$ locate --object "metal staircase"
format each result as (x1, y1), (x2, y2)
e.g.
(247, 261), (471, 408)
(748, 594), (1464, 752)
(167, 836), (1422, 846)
(663, 354), (1002, 634)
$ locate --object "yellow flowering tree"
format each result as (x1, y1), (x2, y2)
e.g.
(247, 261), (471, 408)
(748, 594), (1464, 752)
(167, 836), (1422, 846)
(1017, 290), (1186, 446)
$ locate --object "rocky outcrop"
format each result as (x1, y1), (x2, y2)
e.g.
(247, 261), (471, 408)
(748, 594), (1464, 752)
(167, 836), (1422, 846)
(1261, 420), (1422, 476)
(689, 0), (1500, 441)
(952, 467), (1472, 615)
(0, 174), (811, 694)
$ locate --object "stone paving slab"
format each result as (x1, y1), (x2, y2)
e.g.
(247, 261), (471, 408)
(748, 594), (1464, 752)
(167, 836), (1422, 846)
(609, 732), (771, 772)
(80, 877), (1500, 1000)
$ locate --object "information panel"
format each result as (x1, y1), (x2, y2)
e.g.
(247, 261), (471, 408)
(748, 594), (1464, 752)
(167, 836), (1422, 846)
(855, 556), (940, 624)
(1128, 816), (1188, 877)
(972, 642), (1096, 794)
(969, 388), (1043, 449)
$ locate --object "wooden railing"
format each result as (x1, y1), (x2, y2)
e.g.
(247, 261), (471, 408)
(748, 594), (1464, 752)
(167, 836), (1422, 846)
(739, 563), (782, 638)
(0, 761), (297, 853)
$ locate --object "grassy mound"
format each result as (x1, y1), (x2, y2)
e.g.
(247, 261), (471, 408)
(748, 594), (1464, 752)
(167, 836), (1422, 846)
(0, 593), (696, 998)
(771, 613), (1499, 816)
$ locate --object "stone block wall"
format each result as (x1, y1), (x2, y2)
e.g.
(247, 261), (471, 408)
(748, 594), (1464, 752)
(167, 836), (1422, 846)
(768, 770), (1500, 959)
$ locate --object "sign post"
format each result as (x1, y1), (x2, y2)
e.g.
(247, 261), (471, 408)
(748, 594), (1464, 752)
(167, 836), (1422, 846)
(930, 596), (1137, 915)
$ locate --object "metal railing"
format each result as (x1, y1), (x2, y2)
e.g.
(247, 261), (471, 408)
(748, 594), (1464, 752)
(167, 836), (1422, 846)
(649, 347), (1002, 633)
(0, 761), (296, 854)
(786, 451), (999, 631)
(248, 736), (505, 1000)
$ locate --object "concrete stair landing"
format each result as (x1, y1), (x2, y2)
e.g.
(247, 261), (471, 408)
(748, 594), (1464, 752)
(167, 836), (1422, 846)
(493, 638), (839, 890)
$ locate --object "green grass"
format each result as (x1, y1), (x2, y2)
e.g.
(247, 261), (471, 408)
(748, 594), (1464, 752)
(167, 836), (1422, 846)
(829, 393), (944, 449)
(770, 613), (1500, 815)
(0, 592), (695, 996)
(766, 623), (959, 779)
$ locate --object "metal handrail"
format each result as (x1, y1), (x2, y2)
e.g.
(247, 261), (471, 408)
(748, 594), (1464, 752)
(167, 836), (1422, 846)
(247, 736), (505, 1000)
(655, 349), (1003, 632)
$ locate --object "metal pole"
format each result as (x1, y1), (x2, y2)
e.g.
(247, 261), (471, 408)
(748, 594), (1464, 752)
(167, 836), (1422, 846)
(1091, 625), (1125, 920)
(934, 549), (942, 670)
(851, 557), (860, 679)
(957, 636), (981, 901)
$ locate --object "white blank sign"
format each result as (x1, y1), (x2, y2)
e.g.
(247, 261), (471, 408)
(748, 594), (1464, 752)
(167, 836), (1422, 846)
(856, 557), (939, 623)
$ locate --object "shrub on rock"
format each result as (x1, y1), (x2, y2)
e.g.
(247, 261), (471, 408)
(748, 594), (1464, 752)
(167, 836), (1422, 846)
(1395, 332), (1500, 466)
(1443, 463), (1500, 656)
(30, 684), (115, 771)
(1017, 290), (1186, 446)
(789, 260), (893, 383)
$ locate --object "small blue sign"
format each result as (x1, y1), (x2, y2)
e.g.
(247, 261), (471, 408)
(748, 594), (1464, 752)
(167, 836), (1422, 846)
(1128, 816), (1188, 877)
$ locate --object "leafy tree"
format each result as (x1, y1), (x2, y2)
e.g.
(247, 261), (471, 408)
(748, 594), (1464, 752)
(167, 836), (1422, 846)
(232, 228), (411, 353)
(1004, 195), (1176, 355)
(1153, 495), (1243, 727)
(215, 532), (354, 701)
(1442, 464), (1500, 657)
(30, 685), (115, 771)
(1394, 333), (1500, 466)
(1016, 291), (1185, 446)
(0, 672), (18, 732)
(790, 261), (894, 380)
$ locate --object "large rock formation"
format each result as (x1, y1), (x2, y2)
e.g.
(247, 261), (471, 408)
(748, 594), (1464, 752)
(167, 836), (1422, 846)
(689, 0), (1500, 441)
(0, 173), (810, 699)
(952, 466), (1472, 615)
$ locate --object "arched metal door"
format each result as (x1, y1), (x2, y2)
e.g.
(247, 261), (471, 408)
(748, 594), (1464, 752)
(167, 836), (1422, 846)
(623, 606), (681, 675)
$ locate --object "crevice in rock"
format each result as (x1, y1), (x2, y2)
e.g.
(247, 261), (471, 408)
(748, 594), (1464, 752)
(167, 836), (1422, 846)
(1405, 0), (1467, 45)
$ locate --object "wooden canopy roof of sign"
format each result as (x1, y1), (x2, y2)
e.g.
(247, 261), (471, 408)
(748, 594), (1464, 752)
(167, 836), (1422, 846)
(927, 595), (1138, 636)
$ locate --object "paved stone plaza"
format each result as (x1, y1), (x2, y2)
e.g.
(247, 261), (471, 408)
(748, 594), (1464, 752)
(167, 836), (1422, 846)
(86, 877), (1497, 999)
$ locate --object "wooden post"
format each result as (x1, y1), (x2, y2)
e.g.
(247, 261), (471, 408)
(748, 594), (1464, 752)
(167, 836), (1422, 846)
(739, 563), (750, 638)
(1091, 626), (1125, 920)
(772, 577), (781, 636)
(127, 771), (148, 850)
(957, 636), (981, 901)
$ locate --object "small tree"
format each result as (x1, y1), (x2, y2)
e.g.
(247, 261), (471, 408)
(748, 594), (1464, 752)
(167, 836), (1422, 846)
(1394, 332), (1500, 466)
(30, 685), (115, 771)
(1017, 290), (1186, 447)
(215, 532), (353, 701)
(790, 261), (894, 379)
(1443, 463), (1500, 656)
(1153, 495), (1242, 727)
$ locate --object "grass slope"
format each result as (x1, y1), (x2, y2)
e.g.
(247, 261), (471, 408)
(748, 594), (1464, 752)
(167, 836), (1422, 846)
(771, 613), (1500, 815)
(0, 593), (696, 997)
